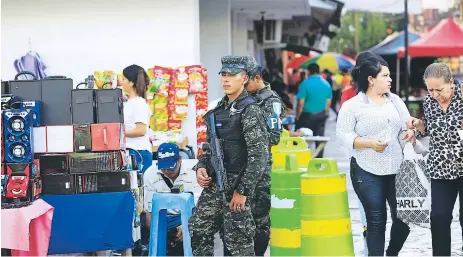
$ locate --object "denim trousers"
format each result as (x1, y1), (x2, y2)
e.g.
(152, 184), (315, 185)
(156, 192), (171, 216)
(430, 177), (463, 256)
(350, 158), (410, 256)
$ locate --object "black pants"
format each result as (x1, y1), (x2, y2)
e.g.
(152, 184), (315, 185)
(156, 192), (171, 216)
(331, 89), (340, 115)
(296, 111), (328, 157)
(430, 177), (463, 256)
(350, 158), (410, 256)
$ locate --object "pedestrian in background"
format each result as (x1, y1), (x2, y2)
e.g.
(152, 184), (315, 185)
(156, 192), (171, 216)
(296, 63), (332, 157)
(336, 56), (414, 256)
(407, 63), (463, 256)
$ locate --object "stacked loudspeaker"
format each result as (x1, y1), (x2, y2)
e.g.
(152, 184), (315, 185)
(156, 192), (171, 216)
(1, 73), (142, 208)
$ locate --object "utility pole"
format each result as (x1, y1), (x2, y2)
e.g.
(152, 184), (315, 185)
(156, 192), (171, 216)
(354, 10), (360, 53)
(404, 0), (410, 105)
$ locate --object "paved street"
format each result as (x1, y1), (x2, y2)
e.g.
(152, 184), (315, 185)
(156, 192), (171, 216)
(213, 111), (462, 256)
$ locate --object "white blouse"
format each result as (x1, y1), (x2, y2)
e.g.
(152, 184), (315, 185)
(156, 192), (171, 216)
(336, 92), (410, 176)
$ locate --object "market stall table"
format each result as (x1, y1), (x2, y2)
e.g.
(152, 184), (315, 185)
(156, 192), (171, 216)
(304, 136), (330, 158)
(42, 191), (135, 255)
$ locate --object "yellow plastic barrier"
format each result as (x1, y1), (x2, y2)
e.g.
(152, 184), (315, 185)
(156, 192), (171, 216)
(300, 158), (354, 256)
(273, 137), (311, 169)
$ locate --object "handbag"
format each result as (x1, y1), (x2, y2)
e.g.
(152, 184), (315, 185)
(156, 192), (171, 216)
(395, 143), (431, 228)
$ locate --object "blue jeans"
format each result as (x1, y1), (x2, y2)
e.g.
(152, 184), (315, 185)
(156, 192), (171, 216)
(350, 157), (410, 256)
(128, 149), (153, 174)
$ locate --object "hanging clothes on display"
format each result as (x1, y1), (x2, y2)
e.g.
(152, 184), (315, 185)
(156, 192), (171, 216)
(14, 52), (48, 80)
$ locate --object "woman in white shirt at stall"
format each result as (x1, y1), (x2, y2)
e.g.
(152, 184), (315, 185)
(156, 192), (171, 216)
(121, 64), (153, 173)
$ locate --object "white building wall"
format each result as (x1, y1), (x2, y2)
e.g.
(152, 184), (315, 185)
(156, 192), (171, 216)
(232, 11), (249, 56)
(199, 0), (232, 101)
(1, 0), (201, 153)
(1, 0), (200, 84)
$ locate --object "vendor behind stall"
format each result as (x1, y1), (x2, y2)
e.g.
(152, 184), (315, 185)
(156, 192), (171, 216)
(121, 64), (153, 173)
(143, 143), (201, 255)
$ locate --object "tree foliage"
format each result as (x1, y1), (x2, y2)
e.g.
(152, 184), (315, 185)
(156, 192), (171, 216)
(329, 11), (403, 55)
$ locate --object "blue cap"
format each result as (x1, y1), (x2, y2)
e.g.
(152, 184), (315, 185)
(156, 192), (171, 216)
(157, 143), (180, 169)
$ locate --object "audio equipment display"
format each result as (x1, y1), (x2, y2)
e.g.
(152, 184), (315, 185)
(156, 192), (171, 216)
(1, 81), (10, 95)
(21, 101), (41, 127)
(46, 125), (74, 153)
(8, 72), (42, 103)
(1, 94), (19, 110)
(39, 154), (68, 175)
(68, 151), (126, 174)
(91, 123), (125, 151)
(95, 89), (124, 123)
(75, 173), (98, 194)
(42, 174), (75, 195)
(3, 109), (33, 163)
(73, 124), (92, 152)
(71, 89), (95, 124)
(41, 77), (73, 125)
(97, 172), (131, 193)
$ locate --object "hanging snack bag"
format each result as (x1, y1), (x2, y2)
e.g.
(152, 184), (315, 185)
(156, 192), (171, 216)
(187, 65), (206, 94)
(174, 67), (189, 89)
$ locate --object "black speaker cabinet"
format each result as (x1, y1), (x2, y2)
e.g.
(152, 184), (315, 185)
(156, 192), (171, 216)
(9, 72), (42, 102)
(97, 171), (130, 192)
(42, 174), (75, 195)
(1, 81), (10, 95)
(95, 89), (124, 123)
(41, 77), (73, 125)
(71, 89), (95, 124)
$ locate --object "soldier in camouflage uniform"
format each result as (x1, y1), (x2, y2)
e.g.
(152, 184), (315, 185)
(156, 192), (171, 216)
(189, 56), (269, 256)
(223, 56), (285, 256)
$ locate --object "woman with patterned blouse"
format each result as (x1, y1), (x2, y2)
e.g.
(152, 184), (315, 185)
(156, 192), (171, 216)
(337, 55), (415, 256)
(407, 63), (463, 256)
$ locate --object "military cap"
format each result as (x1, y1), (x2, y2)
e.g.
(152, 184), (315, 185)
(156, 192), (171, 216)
(219, 56), (248, 75)
(243, 56), (260, 74)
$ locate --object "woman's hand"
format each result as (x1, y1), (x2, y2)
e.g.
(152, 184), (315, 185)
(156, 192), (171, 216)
(402, 129), (416, 144)
(370, 139), (388, 153)
(406, 117), (424, 130)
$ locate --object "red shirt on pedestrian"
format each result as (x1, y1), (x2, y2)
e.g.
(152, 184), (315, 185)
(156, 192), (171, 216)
(339, 86), (358, 109)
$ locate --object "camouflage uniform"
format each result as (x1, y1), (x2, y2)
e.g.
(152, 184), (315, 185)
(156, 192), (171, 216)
(189, 56), (269, 256)
(246, 57), (285, 256)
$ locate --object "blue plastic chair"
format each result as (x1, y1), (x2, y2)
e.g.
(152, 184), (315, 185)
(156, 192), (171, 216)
(148, 192), (195, 256)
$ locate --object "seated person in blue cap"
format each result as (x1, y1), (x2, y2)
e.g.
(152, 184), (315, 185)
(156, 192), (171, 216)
(143, 142), (201, 255)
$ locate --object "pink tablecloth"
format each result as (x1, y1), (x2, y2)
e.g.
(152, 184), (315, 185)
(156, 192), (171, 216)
(1, 199), (54, 256)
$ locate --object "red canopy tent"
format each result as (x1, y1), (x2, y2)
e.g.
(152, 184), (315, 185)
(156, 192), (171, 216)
(397, 17), (463, 58)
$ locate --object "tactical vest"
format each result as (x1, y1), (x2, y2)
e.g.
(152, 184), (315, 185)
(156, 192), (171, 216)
(255, 88), (278, 106)
(213, 96), (256, 175)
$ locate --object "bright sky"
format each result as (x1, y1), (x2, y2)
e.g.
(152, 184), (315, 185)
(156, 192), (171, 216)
(341, 0), (456, 14)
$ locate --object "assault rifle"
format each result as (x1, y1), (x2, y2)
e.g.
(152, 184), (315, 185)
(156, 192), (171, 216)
(202, 113), (228, 199)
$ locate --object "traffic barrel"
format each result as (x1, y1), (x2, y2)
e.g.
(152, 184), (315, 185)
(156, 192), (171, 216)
(270, 154), (304, 256)
(271, 129), (290, 155)
(300, 158), (354, 256)
(273, 137), (312, 169)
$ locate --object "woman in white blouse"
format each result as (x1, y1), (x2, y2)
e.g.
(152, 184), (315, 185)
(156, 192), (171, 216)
(121, 64), (153, 173)
(336, 54), (415, 256)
